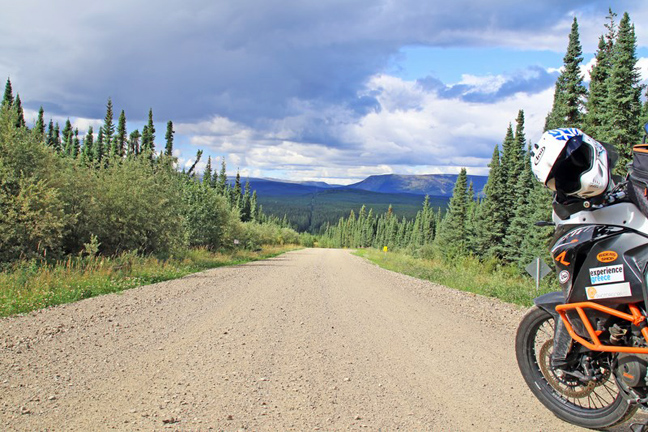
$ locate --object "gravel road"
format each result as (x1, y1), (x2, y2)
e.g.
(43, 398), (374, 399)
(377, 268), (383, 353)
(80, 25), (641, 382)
(0, 248), (625, 430)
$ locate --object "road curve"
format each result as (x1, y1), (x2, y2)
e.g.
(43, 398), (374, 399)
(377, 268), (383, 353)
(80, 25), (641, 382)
(1, 248), (594, 430)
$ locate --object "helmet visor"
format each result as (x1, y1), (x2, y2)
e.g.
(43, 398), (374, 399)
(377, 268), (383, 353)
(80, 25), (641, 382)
(546, 135), (593, 195)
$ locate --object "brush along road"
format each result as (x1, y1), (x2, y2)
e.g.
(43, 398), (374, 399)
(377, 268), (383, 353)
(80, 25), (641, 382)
(0, 248), (621, 431)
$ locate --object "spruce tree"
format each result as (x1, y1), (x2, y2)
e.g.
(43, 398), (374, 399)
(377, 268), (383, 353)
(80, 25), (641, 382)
(102, 98), (115, 149)
(72, 128), (80, 158)
(217, 158), (228, 196)
(94, 127), (105, 165)
(165, 120), (174, 156)
(545, 17), (586, 131)
(435, 168), (468, 258)
(1, 78), (13, 109)
(113, 110), (127, 158)
(62, 119), (73, 156)
(82, 126), (94, 162)
(53, 123), (61, 152)
(473, 146), (506, 258)
(203, 156), (213, 186)
(13, 94), (25, 129)
(46, 120), (55, 148)
(584, 36), (613, 138)
(129, 129), (141, 156)
(605, 12), (643, 174)
(34, 106), (45, 141)
(241, 181), (252, 222)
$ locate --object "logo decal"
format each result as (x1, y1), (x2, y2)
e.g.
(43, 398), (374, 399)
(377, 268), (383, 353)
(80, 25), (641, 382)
(597, 251), (618, 263)
(533, 146), (545, 165)
(555, 251), (570, 266)
(547, 128), (581, 141)
(585, 282), (632, 300)
(589, 264), (624, 285)
(559, 270), (570, 284)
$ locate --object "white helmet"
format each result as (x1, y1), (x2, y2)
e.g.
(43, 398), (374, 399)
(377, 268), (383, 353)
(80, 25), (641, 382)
(530, 128), (609, 198)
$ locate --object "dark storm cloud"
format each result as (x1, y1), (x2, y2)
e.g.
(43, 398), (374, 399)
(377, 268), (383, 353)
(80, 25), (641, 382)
(0, 0), (632, 127)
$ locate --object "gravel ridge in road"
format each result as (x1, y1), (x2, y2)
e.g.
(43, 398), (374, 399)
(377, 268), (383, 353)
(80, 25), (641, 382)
(0, 248), (594, 430)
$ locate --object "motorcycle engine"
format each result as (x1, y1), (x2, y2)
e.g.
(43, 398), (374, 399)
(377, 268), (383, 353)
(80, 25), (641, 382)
(616, 353), (648, 387)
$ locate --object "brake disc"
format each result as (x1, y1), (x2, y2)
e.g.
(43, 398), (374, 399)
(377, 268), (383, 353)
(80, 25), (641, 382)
(538, 339), (598, 398)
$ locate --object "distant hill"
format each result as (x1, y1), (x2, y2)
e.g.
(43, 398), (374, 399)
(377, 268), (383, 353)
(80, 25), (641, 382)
(257, 188), (445, 232)
(230, 174), (486, 232)
(346, 174), (488, 197)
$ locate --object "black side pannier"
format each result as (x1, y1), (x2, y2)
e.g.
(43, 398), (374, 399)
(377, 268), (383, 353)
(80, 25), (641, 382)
(627, 144), (648, 216)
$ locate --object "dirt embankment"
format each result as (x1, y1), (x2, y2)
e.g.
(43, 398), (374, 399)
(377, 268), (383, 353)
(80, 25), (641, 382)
(1, 248), (590, 430)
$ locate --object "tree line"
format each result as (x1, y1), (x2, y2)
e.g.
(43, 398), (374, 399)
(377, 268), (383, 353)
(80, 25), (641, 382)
(0, 85), (298, 265)
(320, 9), (647, 272)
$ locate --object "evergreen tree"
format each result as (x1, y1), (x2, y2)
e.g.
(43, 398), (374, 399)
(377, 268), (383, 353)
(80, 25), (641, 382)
(46, 120), (55, 148)
(13, 94), (25, 129)
(140, 109), (156, 156)
(1, 78), (13, 109)
(82, 126), (94, 162)
(129, 129), (141, 156)
(545, 17), (586, 130)
(94, 127), (105, 165)
(62, 119), (73, 156)
(34, 106), (45, 141)
(113, 110), (127, 158)
(241, 181), (252, 222)
(605, 12), (643, 174)
(102, 98), (115, 149)
(203, 156), (213, 186)
(217, 158), (228, 195)
(72, 128), (80, 158)
(165, 120), (174, 156)
(435, 168), (468, 258)
(53, 123), (61, 152)
(583, 36), (614, 138)
(232, 171), (242, 208)
(473, 146), (506, 258)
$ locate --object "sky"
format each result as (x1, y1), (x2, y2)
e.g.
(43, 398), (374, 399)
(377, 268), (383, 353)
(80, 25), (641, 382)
(2, 1), (648, 185)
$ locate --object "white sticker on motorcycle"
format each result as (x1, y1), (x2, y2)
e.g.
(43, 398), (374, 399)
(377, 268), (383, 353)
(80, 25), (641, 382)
(589, 264), (624, 285)
(586, 282), (632, 300)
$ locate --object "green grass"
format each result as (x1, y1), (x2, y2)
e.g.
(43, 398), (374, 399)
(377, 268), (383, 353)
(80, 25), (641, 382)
(0, 245), (300, 317)
(354, 248), (557, 307)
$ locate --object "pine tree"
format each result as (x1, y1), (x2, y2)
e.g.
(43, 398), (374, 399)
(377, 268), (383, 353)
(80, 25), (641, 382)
(140, 109), (156, 156)
(62, 119), (73, 156)
(165, 120), (174, 156)
(113, 110), (127, 158)
(46, 120), (55, 148)
(53, 123), (61, 153)
(241, 181), (252, 222)
(102, 98), (115, 149)
(545, 17), (587, 131)
(129, 129), (141, 156)
(217, 158), (228, 196)
(203, 156), (213, 186)
(473, 146), (506, 258)
(605, 12), (643, 174)
(1, 78), (13, 109)
(94, 127), (105, 165)
(82, 126), (94, 162)
(435, 168), (469, 258)
(13, 94), (25, 129)
(34, 106), (45, 141)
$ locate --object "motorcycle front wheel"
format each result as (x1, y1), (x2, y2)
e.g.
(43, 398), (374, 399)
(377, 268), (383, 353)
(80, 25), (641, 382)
(515, 305), (636, 429)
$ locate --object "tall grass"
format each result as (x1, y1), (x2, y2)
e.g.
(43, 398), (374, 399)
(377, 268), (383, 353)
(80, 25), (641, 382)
(0, 245), (299, 317)
(355, 248), (557, 307)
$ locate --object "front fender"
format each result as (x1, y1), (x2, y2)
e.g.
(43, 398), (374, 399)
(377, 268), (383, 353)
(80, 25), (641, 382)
(533, 291), (564, 320)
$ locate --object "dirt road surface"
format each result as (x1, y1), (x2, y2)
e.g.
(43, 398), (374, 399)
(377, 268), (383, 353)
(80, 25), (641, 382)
(0, 248), (634, 431)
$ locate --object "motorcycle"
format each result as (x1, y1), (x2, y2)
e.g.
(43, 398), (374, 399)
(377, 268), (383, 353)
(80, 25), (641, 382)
(516, 125), (648, 430)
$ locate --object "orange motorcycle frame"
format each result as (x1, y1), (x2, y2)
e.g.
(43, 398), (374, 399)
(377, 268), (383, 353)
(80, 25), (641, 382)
(556, 302), (648, 354)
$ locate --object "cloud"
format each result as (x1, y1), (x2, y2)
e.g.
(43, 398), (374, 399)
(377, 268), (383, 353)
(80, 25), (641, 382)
(418, 66), (558, 103)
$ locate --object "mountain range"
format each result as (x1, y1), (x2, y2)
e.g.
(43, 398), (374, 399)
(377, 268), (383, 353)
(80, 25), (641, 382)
(239, 173), (488, 232)
(241, 173), (488, 197)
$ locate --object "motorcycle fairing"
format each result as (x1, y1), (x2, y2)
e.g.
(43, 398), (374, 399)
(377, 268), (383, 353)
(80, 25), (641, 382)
(550, 224), (648, 338)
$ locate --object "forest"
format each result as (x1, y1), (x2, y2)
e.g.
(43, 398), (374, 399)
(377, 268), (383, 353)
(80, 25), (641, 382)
(0, 87), (300, 268)
(320, 10), (648, 273)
